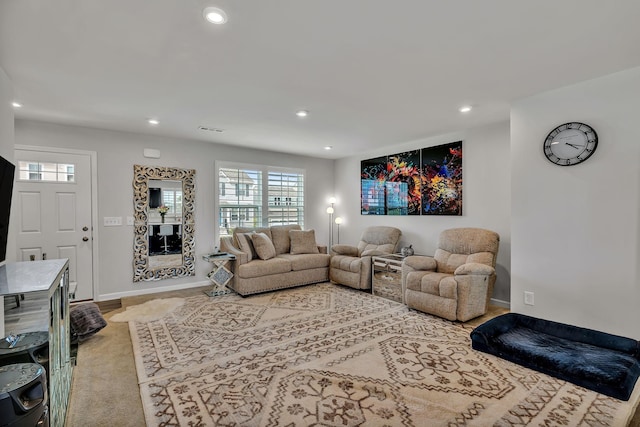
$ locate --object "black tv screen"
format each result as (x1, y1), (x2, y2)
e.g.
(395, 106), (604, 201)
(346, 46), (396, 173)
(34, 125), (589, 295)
(149, 187), (162, 209)
(0, 155), (15, 263)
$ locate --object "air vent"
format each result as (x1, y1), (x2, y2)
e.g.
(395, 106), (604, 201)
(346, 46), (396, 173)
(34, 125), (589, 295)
(198, 126), (224, 133)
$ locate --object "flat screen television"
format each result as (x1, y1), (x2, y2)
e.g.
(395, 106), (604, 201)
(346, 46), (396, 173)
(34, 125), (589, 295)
(149, 187), (162, 209)
(0, 154), (15, 264)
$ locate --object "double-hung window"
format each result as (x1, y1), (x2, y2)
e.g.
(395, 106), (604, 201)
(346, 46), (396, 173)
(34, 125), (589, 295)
(218, 162), (305, 236)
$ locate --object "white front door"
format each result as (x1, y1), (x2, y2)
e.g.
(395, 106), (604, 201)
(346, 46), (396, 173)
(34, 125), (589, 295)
(13, 148), (94, 301)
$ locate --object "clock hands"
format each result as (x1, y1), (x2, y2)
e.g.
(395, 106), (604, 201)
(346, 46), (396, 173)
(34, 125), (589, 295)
(551, 141), (584, 149)
(565, 142), (584, 149)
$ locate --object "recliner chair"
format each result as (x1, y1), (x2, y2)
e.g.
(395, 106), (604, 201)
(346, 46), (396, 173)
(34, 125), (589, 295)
(402, 227), (499, 321)
(330, 226), (401, 290)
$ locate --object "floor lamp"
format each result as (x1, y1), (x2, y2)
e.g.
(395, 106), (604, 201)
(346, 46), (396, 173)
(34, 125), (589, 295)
(326, 205), (334, 248)
(334, 217), (343, 244)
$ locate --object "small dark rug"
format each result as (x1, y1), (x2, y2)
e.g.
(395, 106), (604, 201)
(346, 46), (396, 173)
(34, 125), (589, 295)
(471, 313), (640, 401)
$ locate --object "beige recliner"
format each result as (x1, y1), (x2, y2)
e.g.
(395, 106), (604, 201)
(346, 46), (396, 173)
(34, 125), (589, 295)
(330, 226), (401, 290)
(402, 228), (499, 321)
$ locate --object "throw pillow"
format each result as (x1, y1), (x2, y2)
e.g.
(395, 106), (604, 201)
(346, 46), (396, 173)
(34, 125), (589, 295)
(251, 232), (276, 260)
(235, 232), (256, 261)
(289, 229), (320, 255)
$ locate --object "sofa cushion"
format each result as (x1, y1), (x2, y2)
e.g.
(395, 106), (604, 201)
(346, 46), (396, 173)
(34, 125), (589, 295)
(251, 232), (277, 260)
(278, 253), (329, 271)
(289, 229), (320, 255)
(235, 227), (272, 241)
(271, 224), (302, 254)
(237, 258), (292, 278)
(235, 232), (256, 261)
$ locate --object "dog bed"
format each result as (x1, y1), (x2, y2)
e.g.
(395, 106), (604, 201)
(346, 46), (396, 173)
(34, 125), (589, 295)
(470, 313), (640, 400)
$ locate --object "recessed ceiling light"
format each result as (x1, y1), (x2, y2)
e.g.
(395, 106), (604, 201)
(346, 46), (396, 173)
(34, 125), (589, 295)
(459, 105), (472, 113)
(296, 110), (308, 118)
(11, 102), (22, 108)
(324, 146), (332, 150)
(148, 119), (159, 125)
(203, 7), (228, 24)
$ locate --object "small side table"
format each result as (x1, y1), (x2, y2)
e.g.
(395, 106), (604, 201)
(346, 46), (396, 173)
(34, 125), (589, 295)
(371, 253), (407, 303)
(203, 253), (236, 297)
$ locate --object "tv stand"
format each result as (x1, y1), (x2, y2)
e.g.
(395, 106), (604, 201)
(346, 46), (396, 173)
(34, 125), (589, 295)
(0, 259), (72, 427)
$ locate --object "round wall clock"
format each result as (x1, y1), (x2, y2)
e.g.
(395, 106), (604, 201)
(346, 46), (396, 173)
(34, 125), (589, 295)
(543, 122), (598, 166)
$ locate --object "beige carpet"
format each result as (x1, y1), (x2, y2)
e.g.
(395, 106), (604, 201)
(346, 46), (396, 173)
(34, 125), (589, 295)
(123, 283), (640, 426)
(110, 297), (185, 323)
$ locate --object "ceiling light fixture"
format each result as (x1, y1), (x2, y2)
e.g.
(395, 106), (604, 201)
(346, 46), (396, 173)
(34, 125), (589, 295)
(324, 146), (332, 150)
(296, 110), (308, 118)
(203, 7), (228, 24)
(459, 105), (472, 113)
(148, 119), (159, 125)
(11, 102), (22, 108)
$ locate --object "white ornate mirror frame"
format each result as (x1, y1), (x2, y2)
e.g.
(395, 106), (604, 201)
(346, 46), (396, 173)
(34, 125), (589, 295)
(133, 164), (196, 281)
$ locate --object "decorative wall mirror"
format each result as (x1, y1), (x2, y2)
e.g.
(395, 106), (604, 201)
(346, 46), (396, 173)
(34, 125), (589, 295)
(133, 165), (196, 281)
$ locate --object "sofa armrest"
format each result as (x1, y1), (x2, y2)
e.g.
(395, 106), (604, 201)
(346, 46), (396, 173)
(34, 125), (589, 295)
(454, 263), (495, 276)
(331, 244), (358, 256)
(220, 236), (249, 265)
(403, 255), (437, 271)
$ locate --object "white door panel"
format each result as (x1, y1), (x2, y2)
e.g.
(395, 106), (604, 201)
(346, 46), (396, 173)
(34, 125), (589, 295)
(14, 149), (94, 301)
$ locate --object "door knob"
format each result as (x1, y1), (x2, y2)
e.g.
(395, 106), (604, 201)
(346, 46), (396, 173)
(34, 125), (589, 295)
(82, 237), (89, 242)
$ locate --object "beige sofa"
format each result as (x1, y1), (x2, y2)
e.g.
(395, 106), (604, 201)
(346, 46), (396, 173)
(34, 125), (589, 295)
(219, 224), (329, 296)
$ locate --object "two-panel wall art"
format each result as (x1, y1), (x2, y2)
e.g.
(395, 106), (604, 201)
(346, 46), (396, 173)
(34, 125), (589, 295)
(361, 141), (462, 216)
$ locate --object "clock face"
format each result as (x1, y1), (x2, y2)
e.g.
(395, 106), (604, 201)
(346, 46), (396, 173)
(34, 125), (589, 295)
(543, 122), (598, 166)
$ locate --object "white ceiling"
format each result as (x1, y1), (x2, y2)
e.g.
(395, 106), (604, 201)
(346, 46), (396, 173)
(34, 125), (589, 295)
(2, 1), (640, 159)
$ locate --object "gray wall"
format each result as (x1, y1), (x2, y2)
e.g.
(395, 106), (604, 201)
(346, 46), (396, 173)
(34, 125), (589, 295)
(333, 121), (511, 305)
(511, 66), (640, 339)
(14, 120), (335, 300)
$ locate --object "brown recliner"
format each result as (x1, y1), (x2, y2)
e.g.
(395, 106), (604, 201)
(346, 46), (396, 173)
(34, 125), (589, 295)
(402, 228), (500, 321)
(329, 226), (401, 290)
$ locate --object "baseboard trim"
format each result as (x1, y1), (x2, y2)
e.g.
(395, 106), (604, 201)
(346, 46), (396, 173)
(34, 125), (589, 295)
(491, 298), (510, 309)
(96, 280), (210, 302)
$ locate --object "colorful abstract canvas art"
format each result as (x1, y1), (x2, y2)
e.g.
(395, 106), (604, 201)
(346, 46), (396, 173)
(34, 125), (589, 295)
(386, 150), (421, 215)
(421, 141), (462, 215)
(360, 141), (462, 216)
(360, 156), (387, 215)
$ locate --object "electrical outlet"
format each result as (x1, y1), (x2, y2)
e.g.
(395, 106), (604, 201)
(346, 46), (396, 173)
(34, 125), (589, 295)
(524, 291), (535, 306)
(104, 216), (122, 226)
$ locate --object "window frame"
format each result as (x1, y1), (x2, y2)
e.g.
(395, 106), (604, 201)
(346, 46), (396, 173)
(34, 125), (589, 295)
(216, 161), (306, 239)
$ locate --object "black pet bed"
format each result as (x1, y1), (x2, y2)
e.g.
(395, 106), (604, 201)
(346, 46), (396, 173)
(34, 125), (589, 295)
(471, 313), (640, 400)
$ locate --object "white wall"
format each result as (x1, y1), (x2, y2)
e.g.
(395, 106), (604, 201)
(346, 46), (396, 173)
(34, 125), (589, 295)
(333, 121), (511, 305)
(14, 120), (334, 301)
(511, 66), (640, 339)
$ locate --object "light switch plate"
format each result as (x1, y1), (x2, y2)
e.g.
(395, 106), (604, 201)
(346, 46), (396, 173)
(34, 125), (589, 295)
(104, 216), (122, 226)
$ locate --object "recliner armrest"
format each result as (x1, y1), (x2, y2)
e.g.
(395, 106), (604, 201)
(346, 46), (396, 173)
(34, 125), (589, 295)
(403, 255), (437, 271)
(331, 244), (358, 256)
(454, 262), (494, 276)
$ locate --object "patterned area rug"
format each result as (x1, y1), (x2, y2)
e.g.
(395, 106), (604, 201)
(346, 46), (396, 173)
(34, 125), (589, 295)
(128, 283), (640, 426)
